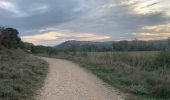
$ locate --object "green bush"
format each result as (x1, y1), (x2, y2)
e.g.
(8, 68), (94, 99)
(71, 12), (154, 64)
(155, 49), (170, 68)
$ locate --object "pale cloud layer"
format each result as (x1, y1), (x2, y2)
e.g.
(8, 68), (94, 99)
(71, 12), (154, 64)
(0, 0), (170, 46)
(22, 32), (110, 46)
(122, 0), (170, 16)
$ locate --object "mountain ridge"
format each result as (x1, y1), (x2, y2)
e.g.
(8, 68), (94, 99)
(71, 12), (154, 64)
(55, 40), (113, 49)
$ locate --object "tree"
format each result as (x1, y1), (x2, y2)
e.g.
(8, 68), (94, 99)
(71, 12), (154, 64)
(168, 37), (170, 47)
(113, 41), (128, 51)
(82, 44), (97, 52)
(0, 27), (21, 48)
(68, 44), (77, 55)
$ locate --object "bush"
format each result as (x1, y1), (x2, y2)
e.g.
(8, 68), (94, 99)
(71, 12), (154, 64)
(127, 85), (150, 95)
(155, 49), (170, 68)
(152, 82), (170, 98)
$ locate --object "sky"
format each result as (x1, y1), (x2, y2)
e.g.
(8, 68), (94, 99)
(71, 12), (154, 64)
(0, 0), (170, 46)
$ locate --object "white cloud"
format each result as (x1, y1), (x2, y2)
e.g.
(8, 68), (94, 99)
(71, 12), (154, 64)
(0, 1), (28, 17)
(122, 0), (170, 16)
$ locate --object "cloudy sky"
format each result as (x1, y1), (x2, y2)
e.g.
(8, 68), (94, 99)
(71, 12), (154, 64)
(0, 0), (170, 46)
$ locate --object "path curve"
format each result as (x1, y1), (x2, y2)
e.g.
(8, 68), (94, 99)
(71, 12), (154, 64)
(36, 57), (124, 100)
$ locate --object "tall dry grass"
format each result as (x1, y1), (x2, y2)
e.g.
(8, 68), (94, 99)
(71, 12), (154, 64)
(0, 49), (48, 100)
(64, 51), (170, 99)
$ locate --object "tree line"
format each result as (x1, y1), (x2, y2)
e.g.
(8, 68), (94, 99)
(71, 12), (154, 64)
(62, 39), (170, 54)
(1, 27), (170, 55)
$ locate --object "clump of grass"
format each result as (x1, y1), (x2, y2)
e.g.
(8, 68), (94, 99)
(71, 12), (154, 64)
(0, 49), (48, 100)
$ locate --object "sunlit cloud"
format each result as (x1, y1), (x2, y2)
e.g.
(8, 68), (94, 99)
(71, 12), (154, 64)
(132, 33), (159, 36)
(143, 24), (170, 32)
(73, 33), (110, 41)
(129, 37), (167, 41)
(129, 32), (170, 41)
(132, 32), (170, 41)
(122, 0), (170, 16)
(22, 32), (64, 41)
(131, 23), (170, 41)
(21, 32), (111, 46)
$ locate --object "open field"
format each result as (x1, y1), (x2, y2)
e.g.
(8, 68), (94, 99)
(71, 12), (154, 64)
(58, 50), (170, 99)
(0, 49), (48, 100)
(88, 51), (159, 57)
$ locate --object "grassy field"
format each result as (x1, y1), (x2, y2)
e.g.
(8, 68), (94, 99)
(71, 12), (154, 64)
(58, 50), (170, 99)
(0, 49), (48, 100)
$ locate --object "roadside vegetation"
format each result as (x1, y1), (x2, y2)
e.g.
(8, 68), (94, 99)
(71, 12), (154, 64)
(31, 45), (58, 57)
(0, 49), (48, 100)
(56, 50), (170, 99)
(0, 27), (48, 100)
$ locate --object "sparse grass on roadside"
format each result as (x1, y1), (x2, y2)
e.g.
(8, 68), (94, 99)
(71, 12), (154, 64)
(0, 49), (48, 100)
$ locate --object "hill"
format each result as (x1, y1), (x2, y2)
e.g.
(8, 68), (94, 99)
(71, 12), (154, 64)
(56, 39), (170, 51)
(56, 40), (113, 49)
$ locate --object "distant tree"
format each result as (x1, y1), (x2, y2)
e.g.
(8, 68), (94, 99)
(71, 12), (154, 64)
(82, 44), (97, 52)
(31, 45), (59, 56)
(46, 47), (58, 56)
(168, 37), (170, 47)
(68, 44), (77, 55)
(20, 42), (33, 53)
(0, 27), (4, 48)
(113, 41), (128, 51)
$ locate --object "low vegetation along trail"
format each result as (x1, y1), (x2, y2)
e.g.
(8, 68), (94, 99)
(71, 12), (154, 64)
(36, 57), (124, 100)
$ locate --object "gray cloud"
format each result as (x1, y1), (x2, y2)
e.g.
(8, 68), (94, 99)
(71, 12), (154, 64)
(0, 0), (104, 34)
(55, 3), (168, 40)
(0, 0), (170, 45)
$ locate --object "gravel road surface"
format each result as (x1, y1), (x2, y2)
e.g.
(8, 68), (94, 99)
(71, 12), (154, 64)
(36, 57), (124, 100)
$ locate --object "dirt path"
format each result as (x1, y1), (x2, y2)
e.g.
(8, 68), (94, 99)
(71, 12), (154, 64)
(36, 57), (124, 100)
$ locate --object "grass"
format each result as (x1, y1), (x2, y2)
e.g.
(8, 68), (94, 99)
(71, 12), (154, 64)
(58, 50), (170, 99)
(0, 49), (48, 100)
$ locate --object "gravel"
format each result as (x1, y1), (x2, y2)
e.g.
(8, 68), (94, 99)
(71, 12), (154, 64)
(36, 57), (124, 100)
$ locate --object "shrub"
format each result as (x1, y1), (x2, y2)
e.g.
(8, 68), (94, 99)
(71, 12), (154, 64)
(127, 84), (150, 95)
(152, 82), (170, 98)
(155, 49), (170, 68)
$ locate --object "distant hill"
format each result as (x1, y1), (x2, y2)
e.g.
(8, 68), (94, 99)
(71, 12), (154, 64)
(56, 40), (113, 49)
(55, 39), (170, 51)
